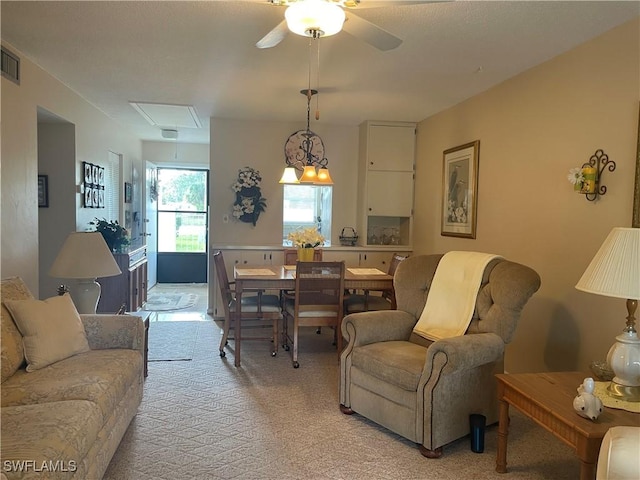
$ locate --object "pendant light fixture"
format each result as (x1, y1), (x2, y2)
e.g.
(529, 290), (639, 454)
(279, 34), (333, 186)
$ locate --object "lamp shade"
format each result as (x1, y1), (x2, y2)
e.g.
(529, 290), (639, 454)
(279, 167), (300, 184)
(285, 0), (346, 37)
(299, 165), (318, 183)
(50, 232), (122, 279)
(315, 167), (334, 185)
(576, 227), (640, 300)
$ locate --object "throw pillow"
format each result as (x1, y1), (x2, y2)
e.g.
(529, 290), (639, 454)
(3, 293), (90, 371)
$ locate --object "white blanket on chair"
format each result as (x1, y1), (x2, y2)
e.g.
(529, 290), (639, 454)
(412, 251), (503, 341)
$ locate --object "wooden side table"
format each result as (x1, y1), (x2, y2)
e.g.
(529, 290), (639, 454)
(496, 372), (640, 480)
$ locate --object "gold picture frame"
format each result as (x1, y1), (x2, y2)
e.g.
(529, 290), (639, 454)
(441, 140), (480, 238)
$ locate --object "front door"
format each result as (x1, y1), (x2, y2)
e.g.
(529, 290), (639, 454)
(156, 168), (209, 283)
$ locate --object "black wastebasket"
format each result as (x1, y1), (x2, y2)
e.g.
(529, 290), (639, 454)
(469, 414), (486, 453)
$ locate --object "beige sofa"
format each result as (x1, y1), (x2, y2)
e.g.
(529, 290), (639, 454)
(1, 277), (144, 479)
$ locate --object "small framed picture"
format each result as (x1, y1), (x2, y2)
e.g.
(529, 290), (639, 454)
(38, 175), (49, 208)
(124, 182), (132, 203)
(92, 165), (99, 185)
(84, 162), (92, 184)
(441, 140), (480, 238)
(98, 188), (105, 208)
(85, 187), (93, 207)
(98, 167), (105, 186)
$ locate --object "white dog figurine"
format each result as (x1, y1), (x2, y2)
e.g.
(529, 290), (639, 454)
(573, 377), (603, 421)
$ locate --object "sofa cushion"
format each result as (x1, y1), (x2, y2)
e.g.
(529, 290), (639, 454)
(3, 293), (90, 372)
(1, 349), (142, 423)
(1, 277), (31, 383)
(351, 340), (428, 392)
(1, 400), (103, 480)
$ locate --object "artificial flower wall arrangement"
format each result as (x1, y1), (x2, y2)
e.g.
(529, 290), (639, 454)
(288, 226), (325, 249)
(90, 218), (130, 253)
(232, 167), (267, 226)
(567, 166), (596, 194)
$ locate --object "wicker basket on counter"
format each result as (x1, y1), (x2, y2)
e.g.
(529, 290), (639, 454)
(339, 227), (358, 246)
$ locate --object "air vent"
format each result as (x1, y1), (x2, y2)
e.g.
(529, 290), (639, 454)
(1, 47), (20, 85)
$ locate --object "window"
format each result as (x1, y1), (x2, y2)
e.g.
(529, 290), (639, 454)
(283, 184), (332, 246)
(157, 168), (208, 253)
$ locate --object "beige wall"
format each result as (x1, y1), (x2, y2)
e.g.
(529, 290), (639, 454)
(142, 141), (209, 168)
(414, 18), (640, 373)
(2, 18), (638, 373)
(1, 45), (142, 297)
(209, 117), (359, 247)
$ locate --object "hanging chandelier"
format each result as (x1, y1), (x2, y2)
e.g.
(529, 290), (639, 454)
(279, 32), (333, 186)
(279, 89), (333, 185)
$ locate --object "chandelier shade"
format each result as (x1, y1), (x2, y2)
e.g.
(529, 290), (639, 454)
(315, 167), (334, 185)
(279, 167), (300, 184)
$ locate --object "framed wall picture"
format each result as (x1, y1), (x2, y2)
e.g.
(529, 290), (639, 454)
(84, 162), (92, 183)
(124, 182), (132, 203)
(38, 175), (49, 208)
(85, 187), (93, 207)
(82, 161), (105, 208)
(441, 140), (480, 238)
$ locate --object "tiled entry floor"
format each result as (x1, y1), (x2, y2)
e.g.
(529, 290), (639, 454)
(145, 283), (210, 322)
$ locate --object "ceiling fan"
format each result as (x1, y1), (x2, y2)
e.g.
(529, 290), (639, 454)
(255, 0), (438, 51)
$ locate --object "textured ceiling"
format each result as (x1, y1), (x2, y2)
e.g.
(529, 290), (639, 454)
(2, 1), (638, 144)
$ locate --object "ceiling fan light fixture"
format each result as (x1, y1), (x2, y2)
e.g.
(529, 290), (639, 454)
(285, 0), (346, 38)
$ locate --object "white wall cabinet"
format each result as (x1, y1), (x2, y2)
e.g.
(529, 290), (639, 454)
(357, 121), (416, 247)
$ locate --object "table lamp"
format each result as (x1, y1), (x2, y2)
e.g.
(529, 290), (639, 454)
(575, 227), (640, 402)
(49, 232), (122, 314)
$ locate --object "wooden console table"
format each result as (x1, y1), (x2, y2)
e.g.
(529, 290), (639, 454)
(98, 245), (148, 313)
(496, 371), (639, 480)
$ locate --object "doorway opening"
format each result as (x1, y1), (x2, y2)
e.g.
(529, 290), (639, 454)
(156, 168), (209, 284)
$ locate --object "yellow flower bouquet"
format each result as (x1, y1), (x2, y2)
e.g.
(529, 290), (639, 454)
(287, 227), (325, 249)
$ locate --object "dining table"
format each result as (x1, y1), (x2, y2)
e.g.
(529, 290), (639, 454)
(232, 264), (394, 367)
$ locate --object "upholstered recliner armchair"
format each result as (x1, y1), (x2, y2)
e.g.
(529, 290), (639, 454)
(339, 254), (541, 458)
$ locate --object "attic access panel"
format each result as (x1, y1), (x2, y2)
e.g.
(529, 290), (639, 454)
(129, 102), (202, 129)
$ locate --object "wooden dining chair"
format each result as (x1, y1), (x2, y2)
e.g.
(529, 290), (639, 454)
(283, 248), (323, 333)
(282, 261), (345, 368)
(344, 253), (408, 314)
(213, 251), (282, 359)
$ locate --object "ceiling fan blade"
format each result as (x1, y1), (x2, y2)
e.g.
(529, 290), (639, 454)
(349, 1), (443, 8)
(342, 11), (402, 51)
(256, 20), (289, 49)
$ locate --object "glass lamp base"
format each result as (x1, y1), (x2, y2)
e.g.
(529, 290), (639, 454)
(607, 382), (640, 402)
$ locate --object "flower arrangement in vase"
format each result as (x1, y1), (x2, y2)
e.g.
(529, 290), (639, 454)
(90, 218), (130, 253)
(288, 227), (325, 261)
(231, 167), (267, 226)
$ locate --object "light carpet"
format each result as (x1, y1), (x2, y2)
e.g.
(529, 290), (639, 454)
(104, 321), (578, 480)
(147, 321), (200, 361)
(144, 292), (198, 311)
